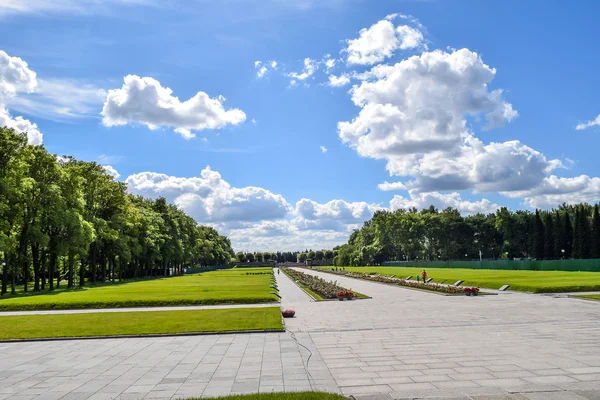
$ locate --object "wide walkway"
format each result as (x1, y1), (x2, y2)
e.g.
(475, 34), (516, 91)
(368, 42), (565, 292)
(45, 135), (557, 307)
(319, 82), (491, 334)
(2, 267), (600, 399)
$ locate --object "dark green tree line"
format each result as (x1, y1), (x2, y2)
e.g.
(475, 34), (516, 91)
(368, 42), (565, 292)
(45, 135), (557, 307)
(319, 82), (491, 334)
(330, 203), (600, 266)
(0, 127), (234, 295)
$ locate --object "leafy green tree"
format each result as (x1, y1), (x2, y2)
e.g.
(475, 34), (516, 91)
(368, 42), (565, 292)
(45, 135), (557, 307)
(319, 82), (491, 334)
(246, 252), (255, 262)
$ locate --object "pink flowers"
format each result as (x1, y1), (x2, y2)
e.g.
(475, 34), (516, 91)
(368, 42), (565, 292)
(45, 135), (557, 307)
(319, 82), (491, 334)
(463, 287), (480, 296)
(282, 309), (295, 318)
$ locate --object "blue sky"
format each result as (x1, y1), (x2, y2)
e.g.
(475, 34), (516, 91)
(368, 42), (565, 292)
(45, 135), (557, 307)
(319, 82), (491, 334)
(1, 0), (599, 251)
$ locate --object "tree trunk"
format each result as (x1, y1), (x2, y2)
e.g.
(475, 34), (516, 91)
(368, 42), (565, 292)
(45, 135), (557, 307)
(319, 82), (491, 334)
(111, 257), (115, 282)
(41, 250), (46, 290)
(91, 245), (97, 284)
(79, 260), (85, 288)
(68, 251), (74, 288)
(48, 252), (57, 291)
(32, 244), (40, 291)
(1, 253), (9, 295)
(101, 252), (106, 283)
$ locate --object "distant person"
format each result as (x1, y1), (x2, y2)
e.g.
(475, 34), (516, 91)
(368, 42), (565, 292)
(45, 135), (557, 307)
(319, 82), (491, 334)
(277, 269), (280, 275)
(422, 270), (427, 282)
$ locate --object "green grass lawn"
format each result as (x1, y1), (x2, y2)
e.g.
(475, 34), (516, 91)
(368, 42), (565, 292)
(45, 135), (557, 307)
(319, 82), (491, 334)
(575, 294), (600, 301)
(196, 393), (346, 400)
(0, 307), (283, 340)
(321, 266), (600, 293)
(0, 268), (278, 311)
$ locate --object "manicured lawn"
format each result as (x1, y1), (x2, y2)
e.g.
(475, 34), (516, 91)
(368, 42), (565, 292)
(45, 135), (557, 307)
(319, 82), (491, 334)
(0, 268), (278, 311)
(575, 294), (600, 301)
(321, 267), (600, 293)
(0, 307), (283, 340)
(196, 393), (346, 400)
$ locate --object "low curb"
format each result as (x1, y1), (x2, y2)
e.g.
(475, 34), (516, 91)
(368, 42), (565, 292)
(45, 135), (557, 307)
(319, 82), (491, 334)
(0, 328), (286, 344)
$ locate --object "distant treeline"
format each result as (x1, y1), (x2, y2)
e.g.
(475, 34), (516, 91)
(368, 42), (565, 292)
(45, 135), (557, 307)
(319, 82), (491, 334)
(0, 127), (234, 295)
(331, 204), (600, 266)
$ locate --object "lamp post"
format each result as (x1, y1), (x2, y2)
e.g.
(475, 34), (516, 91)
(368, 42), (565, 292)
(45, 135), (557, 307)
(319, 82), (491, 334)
(561, 249), (565, 259)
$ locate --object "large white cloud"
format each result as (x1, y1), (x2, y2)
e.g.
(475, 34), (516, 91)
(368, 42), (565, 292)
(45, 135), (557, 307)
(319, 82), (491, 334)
(337, 49), (556, 194)
(344, 19), (424, 65)
(126, 166), (291, 223)
(390, 191), (500, 215)
(0, 50), (42, 145)
(102, 75), (246, 139)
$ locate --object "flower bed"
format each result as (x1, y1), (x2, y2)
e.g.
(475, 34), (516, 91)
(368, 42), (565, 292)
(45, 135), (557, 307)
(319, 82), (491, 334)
(313, 268), (473, 295)
(463, 287), (479, 296)
(282, 268), (356, 300)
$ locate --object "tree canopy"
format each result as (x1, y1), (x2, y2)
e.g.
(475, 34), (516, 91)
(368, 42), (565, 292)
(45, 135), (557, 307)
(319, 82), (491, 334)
(0, 127), (234, 295)
(329, 204), (600, 266)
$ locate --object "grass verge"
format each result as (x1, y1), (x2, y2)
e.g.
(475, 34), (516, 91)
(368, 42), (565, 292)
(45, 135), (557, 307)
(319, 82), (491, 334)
(0, 307), (283, 340)
(195, 393), (346, 400)
(321, 267), (600, 293)
(0, 268), (278, 311)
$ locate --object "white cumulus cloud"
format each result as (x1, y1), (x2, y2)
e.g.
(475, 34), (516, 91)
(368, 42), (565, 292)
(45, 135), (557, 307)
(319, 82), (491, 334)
(327, 74), (350, 87)
(102, 165), (120, 179)
(503, 175), (600, 209)
(126, 166), (291, 223)
(0, 107), (42, 145)
(390, 191), (500, 215)
(345, 19), (424, 65)
(0, 50), (42, 144)
(339, 48), (534, 193)
(102, 75), (246, 139)
(287, 57), (317, 82)
(320, 145), (327, 153)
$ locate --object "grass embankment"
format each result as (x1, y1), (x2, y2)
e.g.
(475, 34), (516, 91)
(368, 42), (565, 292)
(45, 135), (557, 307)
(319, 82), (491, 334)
(0, 307), (283, 340)
(326, 267), (600, 293)
(0, 268), (278, 311)
(196, 393), (346, 400)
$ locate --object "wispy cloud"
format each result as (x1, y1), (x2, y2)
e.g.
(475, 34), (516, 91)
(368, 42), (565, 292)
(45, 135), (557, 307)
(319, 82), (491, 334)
(0, 0), (156, 17)
(6, 78), (106, 121)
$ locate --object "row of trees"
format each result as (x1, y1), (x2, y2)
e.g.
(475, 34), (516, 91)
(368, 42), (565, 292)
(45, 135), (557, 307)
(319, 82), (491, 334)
(0, 127), (234, 295)
(235, 251), (300, 263)
(332, 204), (600, 266)
(297, 250), (335, 262)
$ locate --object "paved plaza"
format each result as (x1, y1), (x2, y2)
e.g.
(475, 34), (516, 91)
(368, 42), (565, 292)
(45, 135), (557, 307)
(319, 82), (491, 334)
(2, 268), (600, 399)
